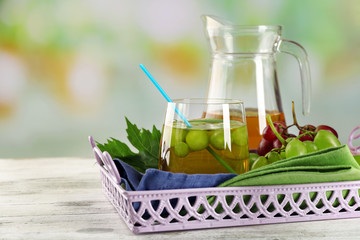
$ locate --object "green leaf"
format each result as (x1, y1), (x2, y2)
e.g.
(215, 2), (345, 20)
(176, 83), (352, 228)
(97, 138), (135, 158)
(153, 125), (161, 141)
(96, 117), (161, 173)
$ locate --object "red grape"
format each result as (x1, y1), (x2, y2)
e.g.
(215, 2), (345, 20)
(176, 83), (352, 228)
(273, 139), (283, 149)
(262, 125), (280, 141)
(274, 121), (287, 132)
(282, 133), (296, 140)
(257, 138), (273, 156)
(298, 124), (316, 142)
(299, 134), (314, 142)
(262, 121), (287, 141)
(315, 125), (338, 138)
(300, 124), (316, 133)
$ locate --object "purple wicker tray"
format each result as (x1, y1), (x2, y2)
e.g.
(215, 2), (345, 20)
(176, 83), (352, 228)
(89, 136), (360, 234)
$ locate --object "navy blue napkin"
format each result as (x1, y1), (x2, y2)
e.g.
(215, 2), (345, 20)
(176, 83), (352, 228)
(113, 159), (237, 214)
(113, 159), (237, 191)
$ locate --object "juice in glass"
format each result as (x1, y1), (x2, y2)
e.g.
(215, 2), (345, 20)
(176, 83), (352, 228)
(198, 108), (285, 150)
(159, 119), (249, 174)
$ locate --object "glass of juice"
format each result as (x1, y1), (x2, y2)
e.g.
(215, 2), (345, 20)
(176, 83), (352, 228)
(159, 98), (249, 174)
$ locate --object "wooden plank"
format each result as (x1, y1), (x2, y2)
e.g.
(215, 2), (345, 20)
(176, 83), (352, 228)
(2, 158), (360, 239)
(0, 158), (127, 239)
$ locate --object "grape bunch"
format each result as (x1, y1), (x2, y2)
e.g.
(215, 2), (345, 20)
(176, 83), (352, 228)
(250, 103), (341, 170)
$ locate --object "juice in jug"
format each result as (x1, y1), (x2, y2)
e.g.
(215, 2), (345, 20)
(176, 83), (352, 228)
(203, 15), (311, 150)
(202, 109), (285, 150)
(245, 109), (285, 149)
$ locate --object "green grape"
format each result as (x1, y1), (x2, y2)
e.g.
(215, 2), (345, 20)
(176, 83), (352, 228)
(251, 156), (268, 170)
(267, 151), (281, 163)
(186, 130), (209, 151)
(223, 144), (236, 159)
(174, 142), (190, 157)
(210, 130), (225, 150)
(239, 146), (250, 160)
(224, 144), (248, 160)
(303, 141), (318, 153)
(285, 139), (307, 159)
(170, 129), (188, 147)
(249, 153), (259, 167)
(231, 126), (248, 146)
(314, 130), (341, 150)
(285, 137), (295, 144)
(280, 151), (286, 159)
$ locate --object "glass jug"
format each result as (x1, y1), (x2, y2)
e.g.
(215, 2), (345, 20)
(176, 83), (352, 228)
(202, 15), (311, 149)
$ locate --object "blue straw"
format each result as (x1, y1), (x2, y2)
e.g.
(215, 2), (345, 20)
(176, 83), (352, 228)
(139, 64), (237, 174)
(139, 64), (192, 127)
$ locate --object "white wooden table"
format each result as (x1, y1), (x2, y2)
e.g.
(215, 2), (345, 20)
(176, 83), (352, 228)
(2, 158), (360, 240)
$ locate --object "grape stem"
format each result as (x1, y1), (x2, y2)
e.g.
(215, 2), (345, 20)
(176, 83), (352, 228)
(291, 101), (300, 129)
(266, 114), (285, 145)
(206, 146), (237, 174)
(280, 101), (303, 134)
(297, 131), (315, 139)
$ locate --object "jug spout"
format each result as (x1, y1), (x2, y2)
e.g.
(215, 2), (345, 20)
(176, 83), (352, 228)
(202, 15), (282, 54)
(201, 15), (235, 29)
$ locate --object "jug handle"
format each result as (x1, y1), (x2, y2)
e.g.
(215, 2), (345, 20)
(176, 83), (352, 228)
(275, 39), (311, 115)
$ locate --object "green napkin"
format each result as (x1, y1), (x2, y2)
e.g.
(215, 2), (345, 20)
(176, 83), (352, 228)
(218, 145), (360, 188)
(205, 145), (360, 214)
(354, 155), (360, 166)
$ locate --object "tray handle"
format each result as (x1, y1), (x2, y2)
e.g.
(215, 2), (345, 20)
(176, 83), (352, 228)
(89, 136), (122, 184)
(348, 126), (360, 155)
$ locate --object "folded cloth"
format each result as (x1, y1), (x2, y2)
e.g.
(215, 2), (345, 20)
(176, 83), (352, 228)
(113, 159), (237, 191)
(218, 145), (360, 188)
(113, 145), (360, 191)
(113, 145), (360, 213)
(354, 155), (360, 165)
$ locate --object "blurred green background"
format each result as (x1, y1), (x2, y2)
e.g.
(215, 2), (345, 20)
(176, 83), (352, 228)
(0, 0), (359, 158)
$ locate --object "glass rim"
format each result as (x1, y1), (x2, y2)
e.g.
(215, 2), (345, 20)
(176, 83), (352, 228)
(172, 98), (244, 105)
(202, 15), (282, 32)
(206, 24), (282, 32)
(219, 25), (282, 32)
